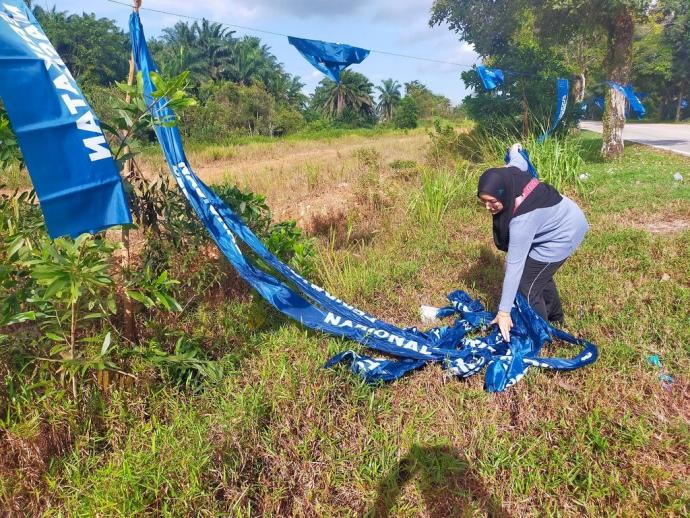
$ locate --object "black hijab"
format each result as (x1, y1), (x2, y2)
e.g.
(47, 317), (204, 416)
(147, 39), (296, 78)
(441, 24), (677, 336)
(477, 166), (562, 252)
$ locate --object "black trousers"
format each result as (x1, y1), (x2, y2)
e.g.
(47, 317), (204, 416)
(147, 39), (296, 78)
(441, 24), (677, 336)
(518, 257), (566, 323)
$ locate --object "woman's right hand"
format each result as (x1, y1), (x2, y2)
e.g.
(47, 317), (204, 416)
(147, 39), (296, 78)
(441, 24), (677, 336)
(510, 142), (523, 154)
(490, 310), (513, 342)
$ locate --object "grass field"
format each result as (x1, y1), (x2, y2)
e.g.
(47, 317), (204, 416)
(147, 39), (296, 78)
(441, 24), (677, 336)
(1, 129), (689, 517)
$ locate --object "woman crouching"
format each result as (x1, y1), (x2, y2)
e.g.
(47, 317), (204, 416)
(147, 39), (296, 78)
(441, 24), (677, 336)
(477, 144), (589, 342)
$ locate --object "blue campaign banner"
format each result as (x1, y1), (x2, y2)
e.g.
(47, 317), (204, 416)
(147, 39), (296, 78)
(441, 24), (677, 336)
(287, 36), (369, 83)
(476, 66), (504, 91)
(0, 1), (131, 238)
(537, 78), (569, 143)
(607, 81), (646, 119)
(130, 11), (598, 391)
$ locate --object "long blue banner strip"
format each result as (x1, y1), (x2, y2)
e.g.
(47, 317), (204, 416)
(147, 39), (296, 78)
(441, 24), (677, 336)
(130, 12), (598, 391)
(0, 1), (131, 238)
(537, 78), (569, 143)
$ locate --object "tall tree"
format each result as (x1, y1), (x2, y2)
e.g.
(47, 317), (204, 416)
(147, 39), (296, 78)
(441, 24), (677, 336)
(404, 80), (453, 119)
(376, 79), (402, 122)
(311, 70), (374, 118)
(33, 7), (129, 85)
(632, 18), (674, 119)
(660, 0), (690, 121)
(431, 0), (655, 159)
(534, 1), (655, 158)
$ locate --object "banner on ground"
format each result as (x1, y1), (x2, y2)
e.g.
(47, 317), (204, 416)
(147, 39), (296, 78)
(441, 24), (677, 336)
(130, 11), (598, 391)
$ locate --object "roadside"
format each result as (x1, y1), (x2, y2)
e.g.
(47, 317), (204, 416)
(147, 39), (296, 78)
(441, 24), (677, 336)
(581, 120), (690, 157)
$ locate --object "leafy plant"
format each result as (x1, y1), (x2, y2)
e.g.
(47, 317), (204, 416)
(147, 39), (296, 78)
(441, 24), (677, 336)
(142, 337), (222, 392)
(127, 269), (182, 312)
(265, 221), (315, 276)
(23, 235), (118, 396)
(0, 107), (21, 171)
(211, 184), (273, 234)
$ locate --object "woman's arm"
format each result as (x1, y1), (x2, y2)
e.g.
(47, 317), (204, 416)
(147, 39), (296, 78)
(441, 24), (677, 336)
(498, 216), (539, 313)
(506, 144), (528, 172)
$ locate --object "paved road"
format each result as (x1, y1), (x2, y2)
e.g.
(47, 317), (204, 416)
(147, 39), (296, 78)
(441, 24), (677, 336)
(580, 121), (690, 157)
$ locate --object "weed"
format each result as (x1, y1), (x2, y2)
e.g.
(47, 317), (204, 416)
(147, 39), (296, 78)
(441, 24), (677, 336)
(352, 146), (382, 171)
(410, 166), (470, 226)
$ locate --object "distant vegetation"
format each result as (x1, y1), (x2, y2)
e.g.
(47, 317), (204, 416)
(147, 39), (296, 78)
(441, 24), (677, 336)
(431, 0), (690, 158)
(4, 5), (460, 147)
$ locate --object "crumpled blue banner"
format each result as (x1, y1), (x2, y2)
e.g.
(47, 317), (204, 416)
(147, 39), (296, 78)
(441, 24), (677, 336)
(288, 36), (369, 83)
(130, 12), (598, 392)
(608, 82), (646, 119)
(476, 66), (504, 91)
(327, 291), (598, 392)
(0, 0), (131, 238)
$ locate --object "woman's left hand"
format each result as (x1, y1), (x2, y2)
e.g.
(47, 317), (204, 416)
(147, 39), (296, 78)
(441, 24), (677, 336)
(491, 311), (513, 342)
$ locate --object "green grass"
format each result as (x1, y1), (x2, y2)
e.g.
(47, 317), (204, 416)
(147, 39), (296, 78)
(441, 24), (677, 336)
(2, 130), (689, 516)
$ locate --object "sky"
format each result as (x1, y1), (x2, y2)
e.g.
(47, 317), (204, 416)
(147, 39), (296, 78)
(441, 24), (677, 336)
(45, 0), (479, 105)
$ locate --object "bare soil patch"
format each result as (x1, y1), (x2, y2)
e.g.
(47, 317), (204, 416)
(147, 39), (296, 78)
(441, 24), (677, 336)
(620, 204), (690, 234)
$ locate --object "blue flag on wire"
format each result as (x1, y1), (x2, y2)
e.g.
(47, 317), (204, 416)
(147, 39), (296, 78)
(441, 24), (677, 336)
(537, 78), (569, 143)
(607, 82), (646, 119)
(130, 11), (598, 392)
(0, 1), (131, 238)
(287, 36), (369, 83)
(476, 65), (505, 90)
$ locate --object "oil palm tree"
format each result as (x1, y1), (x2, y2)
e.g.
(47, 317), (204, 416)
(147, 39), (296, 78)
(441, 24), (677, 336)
(376, 79), (402, 122)
(317, 70), (374, 117)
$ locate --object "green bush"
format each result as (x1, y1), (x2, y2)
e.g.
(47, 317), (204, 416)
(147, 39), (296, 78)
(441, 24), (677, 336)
(394, 97), (419, 129)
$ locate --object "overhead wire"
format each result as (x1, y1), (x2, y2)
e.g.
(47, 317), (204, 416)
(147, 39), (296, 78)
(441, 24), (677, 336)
(104, 0), (477, 70)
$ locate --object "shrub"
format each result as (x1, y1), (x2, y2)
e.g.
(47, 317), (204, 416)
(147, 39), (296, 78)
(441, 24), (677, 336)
(394, 97), (419, 129)
(352, 147), (381, 171)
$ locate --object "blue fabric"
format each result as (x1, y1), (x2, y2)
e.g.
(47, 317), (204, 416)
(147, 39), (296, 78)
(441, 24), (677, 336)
(287, 36), (369, 83)
(0, 1), (131, 238)
(607, 82), (646, 119)
(593, 97), (605, 111)
(681, 99), (688, 110)
(130, 12), (598, 391)
(476, 66), (504, 91)
(537, 78), (569, 143)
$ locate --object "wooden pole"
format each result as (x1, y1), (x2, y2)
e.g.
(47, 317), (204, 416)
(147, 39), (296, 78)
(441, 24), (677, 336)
(122, 0), (141, 342)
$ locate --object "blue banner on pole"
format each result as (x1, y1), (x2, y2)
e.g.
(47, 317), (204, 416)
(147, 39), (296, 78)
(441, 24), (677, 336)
(130, 12), (598, 391)
(537, 78), (569, 143)
(287, 36), (369, 83)
(476, 66), (504, 91)
(0, 0), (131, 238)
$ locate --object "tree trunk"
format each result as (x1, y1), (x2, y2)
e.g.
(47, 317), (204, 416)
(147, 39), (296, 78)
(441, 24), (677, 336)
(601, 7), (634, 160)
(658, 90), (668, 120)
(337, 84), (344, 115)
(676, 80), (687, 122)
(573, 73), (586, 104)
